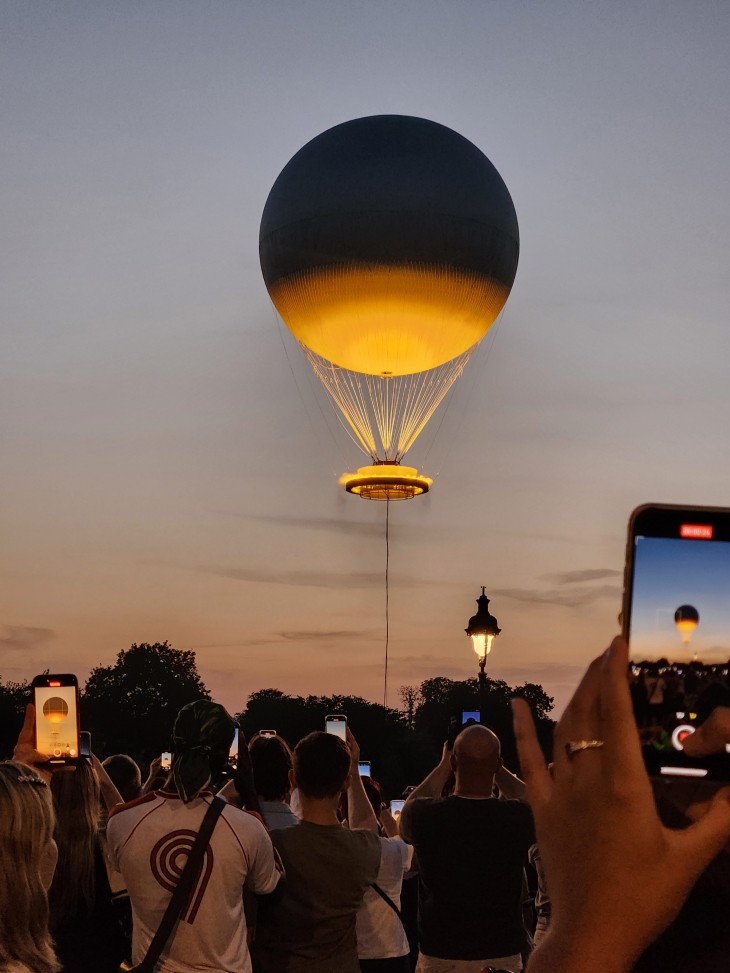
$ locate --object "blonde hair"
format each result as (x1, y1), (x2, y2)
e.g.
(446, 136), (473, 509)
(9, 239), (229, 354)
(0, 761), (59, 973)
(49, 757), (100, 927)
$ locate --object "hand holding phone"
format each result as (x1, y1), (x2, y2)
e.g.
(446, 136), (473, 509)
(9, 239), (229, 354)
(623, 504), (730, 781)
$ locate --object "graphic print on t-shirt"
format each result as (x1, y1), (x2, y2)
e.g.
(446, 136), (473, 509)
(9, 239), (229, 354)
(150, 829), (214, 923)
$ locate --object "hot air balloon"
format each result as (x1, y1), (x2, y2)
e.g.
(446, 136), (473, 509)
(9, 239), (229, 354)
(675, 605), (699, 644)
(260, 115), (519, 499)
(42, 697), (69, 723)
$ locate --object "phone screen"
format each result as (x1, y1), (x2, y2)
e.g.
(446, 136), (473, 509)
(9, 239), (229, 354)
(358, 761), (371, 777)
(259, 730), (276, 738)
(33, 677), (79, 761)
(161, 751), (172, 770)
(325, 715), (347, 740)
(462, 710), (480, 724)
(624, 505), (730, 780)
(229, 728), (239, 768)
(80, 731), (91, 758)
(390, 799), (405, 818)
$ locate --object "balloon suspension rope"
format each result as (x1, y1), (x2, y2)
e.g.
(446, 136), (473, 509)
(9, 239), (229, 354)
(384, 499), (390, 707)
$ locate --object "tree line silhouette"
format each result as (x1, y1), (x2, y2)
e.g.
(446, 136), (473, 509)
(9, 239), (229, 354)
(0, 641), (555, 798)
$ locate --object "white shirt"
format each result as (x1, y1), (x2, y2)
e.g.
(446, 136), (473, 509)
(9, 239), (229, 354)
(107, 791), (279, 973)
(259, 800), (299, 831)
(356, 836), (413, 959)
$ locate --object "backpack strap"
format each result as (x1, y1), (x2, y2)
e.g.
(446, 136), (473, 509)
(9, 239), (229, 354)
(135, 796), (226, 973)
(370, 882), (404, 923)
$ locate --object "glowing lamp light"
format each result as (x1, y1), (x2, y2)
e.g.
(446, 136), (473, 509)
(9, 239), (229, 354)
(471, 632), (495, 661)
(465, 588), (501, 672)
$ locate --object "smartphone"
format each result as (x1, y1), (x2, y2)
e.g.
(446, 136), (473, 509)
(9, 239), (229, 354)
(228, 728), (239, 769)
(358, 760), (371, 777)
(390, 799), (405, 818)
(259, 730), (276, 738)
(32, 674), (80, 763)
(325, 714), (347, 740)
(462, 710), (480, 725)
(623, 504), (730, 780)
(161, 751), (172, 771)
(80, 731), (91, 758)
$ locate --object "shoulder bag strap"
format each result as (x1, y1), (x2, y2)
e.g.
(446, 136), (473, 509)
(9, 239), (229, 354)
(136, 795), (226, 973)
(370, 882), (404, 924)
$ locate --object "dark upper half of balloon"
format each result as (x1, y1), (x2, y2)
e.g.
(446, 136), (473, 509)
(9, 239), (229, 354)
(260, 115), (519, 288)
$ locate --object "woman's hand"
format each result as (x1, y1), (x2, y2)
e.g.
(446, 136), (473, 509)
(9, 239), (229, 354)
(514, 637), (730, 973)
(13, 705), (53, 783)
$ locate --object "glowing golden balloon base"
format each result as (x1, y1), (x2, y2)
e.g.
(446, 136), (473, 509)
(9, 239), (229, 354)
(339, 463), (432, 501)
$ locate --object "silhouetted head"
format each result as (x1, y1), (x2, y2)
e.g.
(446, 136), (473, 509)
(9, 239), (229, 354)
(292, 731), (350, 800)
(452, 724), (503, 796)
(102, 754), (142, 804)
(249, 734), (293, 803)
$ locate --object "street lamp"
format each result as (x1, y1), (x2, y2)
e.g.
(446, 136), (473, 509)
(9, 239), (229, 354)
(465, 587), (501, 716)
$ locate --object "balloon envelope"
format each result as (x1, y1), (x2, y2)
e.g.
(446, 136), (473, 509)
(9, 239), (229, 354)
(260, 115), (519, 376)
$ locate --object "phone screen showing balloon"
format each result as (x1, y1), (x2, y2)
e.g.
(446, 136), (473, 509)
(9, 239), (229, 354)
(32, 675), (80, 763)
(624, 505), (730, 781)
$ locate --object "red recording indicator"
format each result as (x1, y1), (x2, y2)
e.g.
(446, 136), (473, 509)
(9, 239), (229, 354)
(680, 524), (713, 540)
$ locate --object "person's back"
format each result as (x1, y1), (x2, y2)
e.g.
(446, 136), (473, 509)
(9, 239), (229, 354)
(108, 789), (278, 971)
(49, 757), (128, 973)
(409, 795), (533, 959)
(249, 732), (299, 831)
(107, 700), (280, 973)
(253, 730), (380, 973)
(400, 726), (534, 973)
(0, 759), (59, 973)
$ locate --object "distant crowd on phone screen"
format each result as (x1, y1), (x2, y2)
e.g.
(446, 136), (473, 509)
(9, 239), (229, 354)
(3, 690), (730, 973)
(630, 661), (730, 731)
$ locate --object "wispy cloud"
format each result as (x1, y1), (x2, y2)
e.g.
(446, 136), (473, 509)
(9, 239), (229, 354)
(198, 565), (447, 589)
(549, 568), (622, 585)
(0, 625), (55, 651)
(239, 514), (385, 540)
(199, 565), (383, 588)
(493, 584), (622, 608)
(279, 630), (373, 641)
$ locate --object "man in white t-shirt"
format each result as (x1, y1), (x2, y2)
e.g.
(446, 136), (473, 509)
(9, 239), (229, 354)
(107, 700), (281, 973)
(356, 781), (413, 972)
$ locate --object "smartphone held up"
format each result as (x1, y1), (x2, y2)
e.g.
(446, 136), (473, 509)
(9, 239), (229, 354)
(32, 674), (80, 764)
(325, 714), (347, 740)
(623, 504), (730, 781)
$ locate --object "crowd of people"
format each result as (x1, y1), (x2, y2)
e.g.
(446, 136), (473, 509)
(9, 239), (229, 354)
(2, 637), (730, 973)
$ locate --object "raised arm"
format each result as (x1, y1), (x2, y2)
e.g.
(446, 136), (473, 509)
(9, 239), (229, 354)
(346, 728), (379, 831)
(399, 743), (452, 842)
(405, 743), (452, 805)
(496, 764), (527, 801)
(92, 753), (124, 811)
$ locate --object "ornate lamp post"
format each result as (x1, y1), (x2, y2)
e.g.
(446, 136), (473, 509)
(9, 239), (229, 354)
(465, 587), (501, 717)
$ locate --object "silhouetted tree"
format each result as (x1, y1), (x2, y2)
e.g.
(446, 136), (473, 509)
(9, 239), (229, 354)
(398, 685), (423, 730)
(81, 642), (210, 767)
(414, 676), (554, 773)
(240, 691), (434, 799)
(0, 677), (32, 758)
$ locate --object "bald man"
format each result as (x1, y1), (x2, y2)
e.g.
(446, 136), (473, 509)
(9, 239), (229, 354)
(399, 725), (534, 973)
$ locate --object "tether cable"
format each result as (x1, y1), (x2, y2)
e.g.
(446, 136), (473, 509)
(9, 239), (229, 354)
(383, 498), (390, 707)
